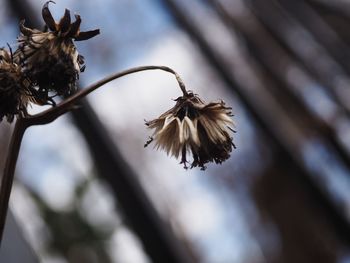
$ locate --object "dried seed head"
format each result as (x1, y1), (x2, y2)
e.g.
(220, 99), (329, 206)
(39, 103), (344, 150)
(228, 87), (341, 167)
(14, 1), (99, 103)
(145, 92), (236, 170)
(0, 48), (32, 122)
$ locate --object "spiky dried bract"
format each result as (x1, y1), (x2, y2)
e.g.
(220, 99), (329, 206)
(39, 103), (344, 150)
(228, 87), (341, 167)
(0, 48), (32, 122)
(145, 92), (236, 170)
(14, 1), (100, 103)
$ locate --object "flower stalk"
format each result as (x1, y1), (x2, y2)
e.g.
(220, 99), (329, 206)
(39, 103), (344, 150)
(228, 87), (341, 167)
(0, 117), (27, 243)
(0, 65), (193, 245)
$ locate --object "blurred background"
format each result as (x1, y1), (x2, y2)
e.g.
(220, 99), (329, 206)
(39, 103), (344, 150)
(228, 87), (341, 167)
(1, 0), (350, 262)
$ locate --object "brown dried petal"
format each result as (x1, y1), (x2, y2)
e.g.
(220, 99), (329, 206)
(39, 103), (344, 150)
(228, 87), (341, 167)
(0, 49), (11, 62)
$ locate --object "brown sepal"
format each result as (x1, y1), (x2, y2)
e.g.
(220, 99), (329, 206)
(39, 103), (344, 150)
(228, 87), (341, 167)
(75, 29), (100, 41)
(19, 20), (34, 36)
(67, 14), (81, 38)
(42, 1), (57, 31)
(58, 8), (71, 33)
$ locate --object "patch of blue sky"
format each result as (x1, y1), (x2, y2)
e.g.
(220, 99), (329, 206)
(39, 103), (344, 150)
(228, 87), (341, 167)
(17, 116), (93, 207)
(0, 6), (20, 49)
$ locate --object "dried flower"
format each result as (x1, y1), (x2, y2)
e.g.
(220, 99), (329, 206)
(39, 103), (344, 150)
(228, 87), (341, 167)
(145, 92), (235, 170)
(0, 48), (32, 122)
(14, 1), (99, 102)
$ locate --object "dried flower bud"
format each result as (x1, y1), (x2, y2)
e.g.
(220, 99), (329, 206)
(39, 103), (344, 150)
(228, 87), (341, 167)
(0, 48), (32, 122)
(145, 92), (236, 170)
(14, 1), (100, 102)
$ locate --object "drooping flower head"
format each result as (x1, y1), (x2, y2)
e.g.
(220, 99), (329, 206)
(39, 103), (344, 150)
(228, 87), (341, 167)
(145, 91), (235, 170)
(14, 1), (99, 103)
(0, 48), (32, 122)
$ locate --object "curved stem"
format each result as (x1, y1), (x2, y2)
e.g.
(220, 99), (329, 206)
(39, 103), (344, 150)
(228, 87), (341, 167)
(28, 65), (188, 125)
(0, 118), (28, 245)
(0, 65), (187, 246)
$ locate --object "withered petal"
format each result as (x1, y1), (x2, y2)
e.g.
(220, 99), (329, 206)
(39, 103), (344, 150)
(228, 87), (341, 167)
(184, 117), (200, 146)
(144, 93), (235, 170)
(0, 48), (11, 62)
(67, 14), (82, 38)
(75, 29), (100, 41)
(42, 1), (57, 32)
(58, 8), (71, 33)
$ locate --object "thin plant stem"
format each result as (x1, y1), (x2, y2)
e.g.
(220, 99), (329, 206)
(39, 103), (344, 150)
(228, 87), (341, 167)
(0, 65), (187, 245)
(27, 65), (188, 125)
(0, 117), (28, 244)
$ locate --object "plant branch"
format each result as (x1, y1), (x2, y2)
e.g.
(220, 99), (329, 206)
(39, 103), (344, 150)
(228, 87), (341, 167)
(0, 65), (187, 246)
(28, 65), (188, 125)
(0, 118), (28, 245)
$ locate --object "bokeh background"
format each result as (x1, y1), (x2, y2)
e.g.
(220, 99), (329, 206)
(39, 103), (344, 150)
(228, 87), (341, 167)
(1, 0), (350, 262)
